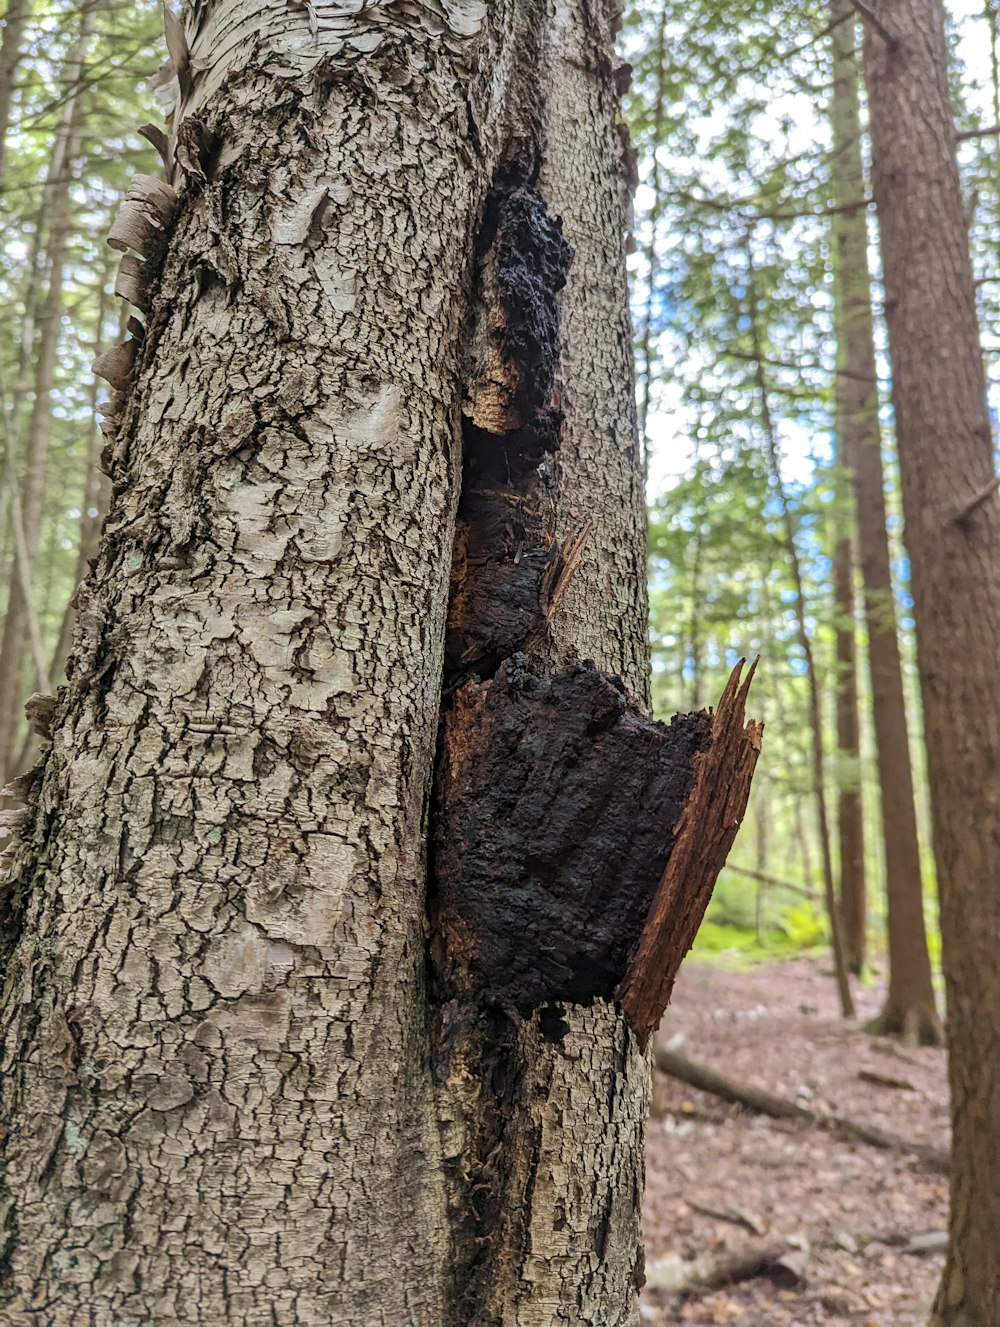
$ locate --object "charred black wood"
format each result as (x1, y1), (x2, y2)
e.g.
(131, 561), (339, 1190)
(431, 658), (711, 1015)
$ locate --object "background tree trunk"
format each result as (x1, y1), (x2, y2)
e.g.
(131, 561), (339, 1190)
(746, 241), (854, 1019)
(829, 0), (940, 1036)
(864, 2), (1000, 1320)
(0, 0), (95, 781)
(832, 525), (866, 975)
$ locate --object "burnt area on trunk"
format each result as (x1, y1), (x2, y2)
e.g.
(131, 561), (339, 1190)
(430, 173), (711, 1031)
(423, 170), (752, 1323)
(482, 178), (573, 419)
(431, 658), (711, 1013)
(444, 411), (562, 680)
(444, 178), (572, 683)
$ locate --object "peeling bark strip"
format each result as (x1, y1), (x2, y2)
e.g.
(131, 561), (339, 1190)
(618, 661), (762, 1047)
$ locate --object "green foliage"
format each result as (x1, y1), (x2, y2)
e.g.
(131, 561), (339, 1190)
(777, 899), (826, 950)
(623, 0), (961, 961)
(0, 0), (162, 758)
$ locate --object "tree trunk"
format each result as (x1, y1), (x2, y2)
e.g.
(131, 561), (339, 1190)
(863, 4), (1000, 1321)
(829, 0), (940, 1041)
(0, 0), (95, 781)
(635, 0), (668, 469)
(49, 267), (114, 686)
(0, 0), (26, 189)
(0, 3), (760, 1323)
(745, 241), (854, 1019)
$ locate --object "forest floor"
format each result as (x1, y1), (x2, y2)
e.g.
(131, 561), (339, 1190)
(641, 955), (949, 1327)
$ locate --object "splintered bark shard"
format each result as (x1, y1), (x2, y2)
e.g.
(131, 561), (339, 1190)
(431, 660), (761, 1038)
(618, 660), (762, 1046)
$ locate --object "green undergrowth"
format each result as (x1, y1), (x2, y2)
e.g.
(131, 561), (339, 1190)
(690, 919), (826, 967)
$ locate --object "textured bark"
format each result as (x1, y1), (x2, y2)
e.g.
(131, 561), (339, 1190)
(863, 5), (1000, 1322)
(0, 5), (510, 1321)
(829, 1), (940, 1040)
(432, 663), (712, 1012)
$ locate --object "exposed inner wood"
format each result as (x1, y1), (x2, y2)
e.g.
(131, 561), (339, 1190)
(618, 661), (762, 1047)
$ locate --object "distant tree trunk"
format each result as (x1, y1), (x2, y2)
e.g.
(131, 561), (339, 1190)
(745, 242), (854, 1018)
(49, 271), (114, 684)
(0, 0), (26, 188)
(832, 526), (866, 973)
(830, 0), (866, 977)
(0, 2), (759, 1322)
(688, 522), (703, 709)
(635, 0), (668, 467)
(0, 0), (95, 781)
(829, 0), (939, 1030)
(864, 4), (1000, 1322)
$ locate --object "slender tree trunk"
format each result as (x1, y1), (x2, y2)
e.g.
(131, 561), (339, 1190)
(0, 2), (759, 1323)
(832, 525), (866, 973)
(830, 2), (867, 977)
(745, 242), (854, 1018)
(13, 272), (115, 778)
(0, 0), (95, 781)
(688, 524), (703, 709)
(0, 0), (26, 189)
(635, 0), (668, 467)
(51, 266), (115, 686)
(829, 0), (940, 1040)
(864, 4), (1000, 1321)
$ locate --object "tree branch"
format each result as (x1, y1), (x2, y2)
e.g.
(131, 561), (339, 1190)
(953, 474), (1000, 523)
(849, 0), (898, 48)
(654, 1046), (950, 1172)
(957, 124), (1000, 141)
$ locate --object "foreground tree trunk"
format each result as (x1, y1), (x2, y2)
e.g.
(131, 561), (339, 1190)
(864, 4), (1000, 1321)
(829, 0), (940, 1039)
(0, 3), (759, 1323)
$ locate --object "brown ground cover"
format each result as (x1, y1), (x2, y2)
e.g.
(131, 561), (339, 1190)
(642, 956), (949, 1326)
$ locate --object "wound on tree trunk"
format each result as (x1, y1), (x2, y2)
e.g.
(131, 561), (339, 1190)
(432, 174), (762, 1050)
(431, 658), (760, 1044)
(445, 178), (580, 681)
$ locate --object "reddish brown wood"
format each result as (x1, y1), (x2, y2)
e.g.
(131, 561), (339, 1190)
(617, 661), (762, 1048)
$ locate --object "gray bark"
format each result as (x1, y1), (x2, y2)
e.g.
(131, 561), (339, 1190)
(0, 1), (662, 1323)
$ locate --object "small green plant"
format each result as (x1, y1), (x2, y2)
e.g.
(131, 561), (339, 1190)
(776, 899), (825, 949)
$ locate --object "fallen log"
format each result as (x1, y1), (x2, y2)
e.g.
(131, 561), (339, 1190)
(645, 1243), (807, 1294)
(654, 1046), (949, 1173)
